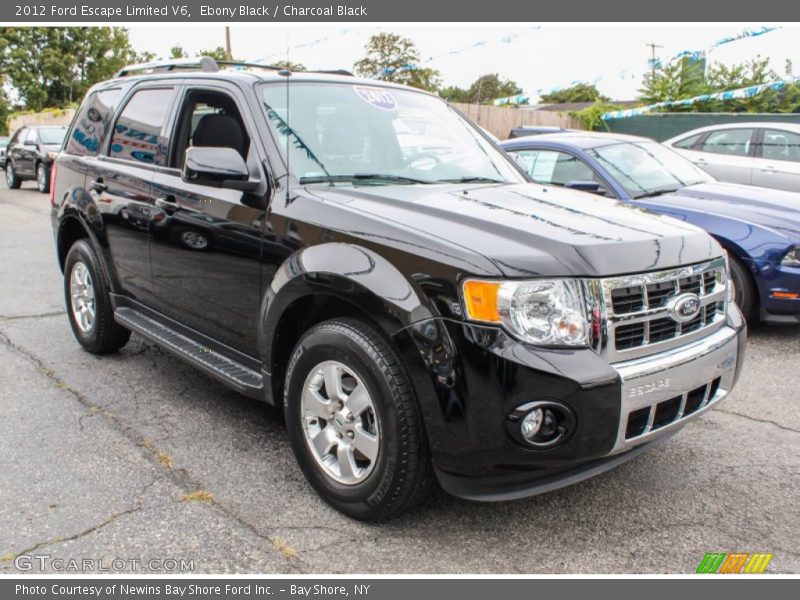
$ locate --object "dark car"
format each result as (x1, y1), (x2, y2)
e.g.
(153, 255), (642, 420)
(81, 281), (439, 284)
(501, 132), (800, 323)
(0, 136), (9, 169)
(51, 57), (745, 520)
(5, 125), (67, 193)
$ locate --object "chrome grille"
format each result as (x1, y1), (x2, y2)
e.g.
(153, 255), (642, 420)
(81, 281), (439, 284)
(598, 257), (728, 362)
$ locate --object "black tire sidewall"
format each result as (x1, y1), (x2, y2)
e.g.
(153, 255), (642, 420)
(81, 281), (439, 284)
(729, 254), (756, 320)
(284, 323), (405, 518)
(6, 162), (20, 189)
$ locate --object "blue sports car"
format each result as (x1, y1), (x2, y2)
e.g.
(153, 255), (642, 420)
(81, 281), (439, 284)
(500, 132), (800, 323)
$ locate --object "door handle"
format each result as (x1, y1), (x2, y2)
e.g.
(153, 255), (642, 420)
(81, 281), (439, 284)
(90, 178), (107, 193)
(761, 165), (777, 173)
(695, 158), (707, 164)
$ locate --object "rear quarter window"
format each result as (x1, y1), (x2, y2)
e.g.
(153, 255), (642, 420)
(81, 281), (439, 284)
(66, 88), (123, 156)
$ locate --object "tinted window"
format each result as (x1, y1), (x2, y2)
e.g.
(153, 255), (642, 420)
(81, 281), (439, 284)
(673, 133), (703, 149)
(66, 89), (123, 156)
(700, 129), (754, 157)
(109, 88), (176, 165)
(512, 149), (597, 186)
(761, 129), (800, 163)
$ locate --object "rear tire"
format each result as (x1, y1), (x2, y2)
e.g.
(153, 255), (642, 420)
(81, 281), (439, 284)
(729, 253), (757, 322)
(64, 240), (131, 354)
(284, 318), (434, 521)
(36, 162), (50, 193)
(5, 162), (21, 189)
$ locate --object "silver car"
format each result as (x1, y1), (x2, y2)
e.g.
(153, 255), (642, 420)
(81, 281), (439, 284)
(664, 122), (800, 193)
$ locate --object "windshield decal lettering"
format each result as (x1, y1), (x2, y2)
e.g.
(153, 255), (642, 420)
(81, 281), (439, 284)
(353, 86), (397, 111)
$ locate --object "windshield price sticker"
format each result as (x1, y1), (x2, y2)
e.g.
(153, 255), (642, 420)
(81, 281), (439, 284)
(353, 86), (398, 111)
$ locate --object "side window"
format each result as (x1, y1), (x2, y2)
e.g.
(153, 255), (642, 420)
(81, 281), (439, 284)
(512, 149), (597, 186)
(699, 129), (754, 157)
(673, 133), (703, 150)
(169, 89), (251, 169)
(65, 88), (123, 157)
(761, 129), (800, 162)
(109, 87), (177, 166)
(25, 129), (39, 144)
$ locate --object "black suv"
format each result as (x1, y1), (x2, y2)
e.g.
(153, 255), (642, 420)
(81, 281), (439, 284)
(52, 57), (746, 520)
(5, 125), (66, 193)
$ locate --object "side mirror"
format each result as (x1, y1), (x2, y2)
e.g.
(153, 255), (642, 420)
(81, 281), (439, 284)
(565, 180), (607, 195)
(182, 146), (259, 192)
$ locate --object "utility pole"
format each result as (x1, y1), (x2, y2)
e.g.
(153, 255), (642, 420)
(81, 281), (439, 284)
(225, 26), (233, 61)
(646, 42), (663, 78)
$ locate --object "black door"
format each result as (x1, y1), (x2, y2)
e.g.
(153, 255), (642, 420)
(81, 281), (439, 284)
(85, 85), (178, 305)
(18, 128), (39, 175)
(148, 84), (270, 357)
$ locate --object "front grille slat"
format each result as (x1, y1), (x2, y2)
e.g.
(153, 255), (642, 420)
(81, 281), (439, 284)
(606, 262), (726, 356)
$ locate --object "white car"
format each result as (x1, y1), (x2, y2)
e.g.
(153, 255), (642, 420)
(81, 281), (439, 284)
(664, 122), (800, 193)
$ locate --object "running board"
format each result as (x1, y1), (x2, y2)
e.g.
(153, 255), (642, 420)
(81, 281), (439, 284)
(114, 307), (263, 398)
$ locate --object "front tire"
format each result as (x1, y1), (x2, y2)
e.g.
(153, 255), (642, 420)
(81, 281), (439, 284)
(284, 318), (434, 521)
(64, 240), (131, 354)
(729, 253), (757, 322)
(5, 162), (21, 189)
(36, 162), (50, 193)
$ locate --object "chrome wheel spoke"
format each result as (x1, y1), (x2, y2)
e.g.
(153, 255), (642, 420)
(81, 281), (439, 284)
(322, 363), (344, 402)
(345, 383), (370, 416)
(69, 262), (96, 334)
(303, 387), (332, 419)
(310, 427), (336, 457)
(352, 425), (378, 462)
(337, 443), (358, 481)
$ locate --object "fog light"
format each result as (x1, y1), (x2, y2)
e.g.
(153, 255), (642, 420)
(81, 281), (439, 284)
(506, 400), (576, 448)
(520, 408), (544, 440)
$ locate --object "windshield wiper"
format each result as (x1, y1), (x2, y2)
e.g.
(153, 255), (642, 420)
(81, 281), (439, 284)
(634, 187), (680, 199)
(436, 176), (506, 184)
(299, 174), (433, 185)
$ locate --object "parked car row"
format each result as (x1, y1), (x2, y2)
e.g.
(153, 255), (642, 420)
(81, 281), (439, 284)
(3, 125), (67, 193)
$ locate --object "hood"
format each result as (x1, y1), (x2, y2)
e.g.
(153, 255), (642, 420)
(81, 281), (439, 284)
(311, 182), (721, 278)
(659, 182), (800, 242)
(42, 144), (62, 152)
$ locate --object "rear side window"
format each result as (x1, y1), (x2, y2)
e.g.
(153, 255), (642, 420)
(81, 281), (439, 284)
(65, 89), (123, 156)
(700, 129), (754, 157)
(673, 133), (703, 149)
(109, 88), (177, 166)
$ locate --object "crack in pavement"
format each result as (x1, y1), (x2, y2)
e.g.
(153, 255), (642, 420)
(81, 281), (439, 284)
(714, 408), (800, 435)
(0, 310), (66, 322)
(0, 328), (308, 570)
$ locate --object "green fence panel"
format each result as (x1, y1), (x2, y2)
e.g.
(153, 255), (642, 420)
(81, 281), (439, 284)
(601, 112), (800, 141)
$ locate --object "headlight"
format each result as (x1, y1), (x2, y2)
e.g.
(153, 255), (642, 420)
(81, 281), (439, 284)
(462, 279), (589, 346)
(782, 247), (800, 268)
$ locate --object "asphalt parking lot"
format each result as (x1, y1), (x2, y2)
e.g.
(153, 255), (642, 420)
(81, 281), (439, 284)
(1, 184), (799, 574)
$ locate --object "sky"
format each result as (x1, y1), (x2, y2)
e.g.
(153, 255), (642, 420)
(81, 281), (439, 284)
(127, 24), (800, 102)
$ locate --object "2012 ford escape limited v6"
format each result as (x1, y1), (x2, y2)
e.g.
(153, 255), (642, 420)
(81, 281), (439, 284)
(51, 57), (746, 520)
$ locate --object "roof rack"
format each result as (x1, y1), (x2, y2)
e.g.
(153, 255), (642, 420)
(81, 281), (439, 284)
(114, 56), (354, 79)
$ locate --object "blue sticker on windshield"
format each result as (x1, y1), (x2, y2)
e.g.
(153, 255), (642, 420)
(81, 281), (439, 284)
(353, 86), (397, 111)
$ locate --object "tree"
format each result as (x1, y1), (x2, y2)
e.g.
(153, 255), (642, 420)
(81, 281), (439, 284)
(539, 83), (609, 104)
(464, 74), (523, 104)
(0, 82), (10, 135)
(353, 33), (440, 92)
(638, 55), (800, 113)
(170, 45), (188, 59)
(197, 46), (229, 62)
(439, 85), (468, 103)
(0, 27), (140, 110)
(273, 59), (306, 71)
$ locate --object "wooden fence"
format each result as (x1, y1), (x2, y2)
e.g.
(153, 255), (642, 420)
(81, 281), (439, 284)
(453, 103), (583, 139)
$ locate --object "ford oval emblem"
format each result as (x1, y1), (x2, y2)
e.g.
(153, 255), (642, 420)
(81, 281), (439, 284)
(669, 293), (702, 323)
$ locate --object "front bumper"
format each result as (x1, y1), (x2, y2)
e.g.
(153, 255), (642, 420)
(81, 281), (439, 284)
(401, 304), (746, 501)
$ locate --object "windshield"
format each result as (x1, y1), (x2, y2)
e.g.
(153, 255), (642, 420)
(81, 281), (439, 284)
(589, 141), (712, 198)
(260, 81), (524, 185)
(38, 127), (66, 146)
